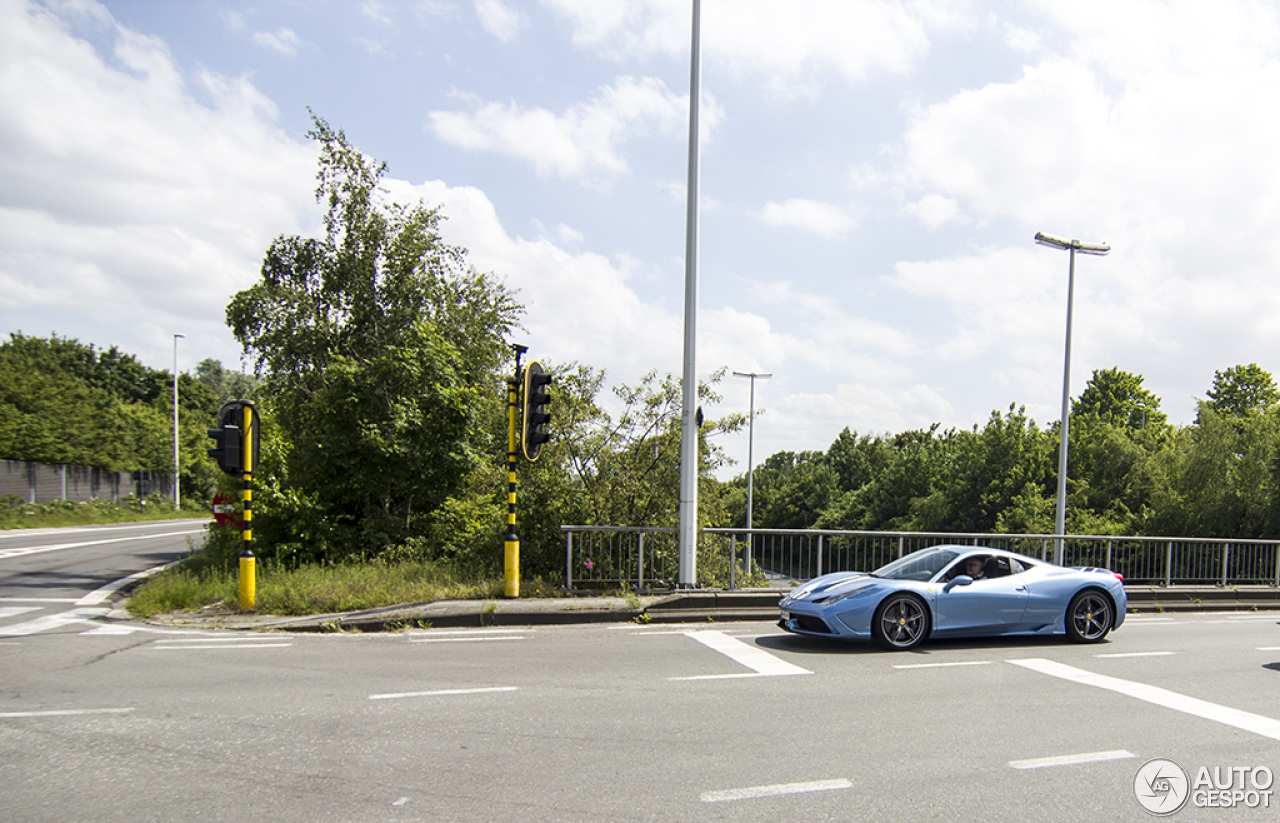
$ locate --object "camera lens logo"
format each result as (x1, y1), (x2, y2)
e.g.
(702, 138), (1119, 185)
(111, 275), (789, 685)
(1135, 758), (1190, 816)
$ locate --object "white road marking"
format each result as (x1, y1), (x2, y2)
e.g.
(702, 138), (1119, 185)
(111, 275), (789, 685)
(1010, 658), (1280, 740)
(76, 562), (175, 606)
(1095, 651), (1175, 658)
(409, 636), (525, 644)
(1257, 647), (1280, 651)
(149, 642), (292, 650)
(0, 597), (78, 603)
(700, 779), (852, 803)
(1009, 750), (1136, 770)
(893, 661), (992, 670)
(0, 708), (134, 719)
(672, 630), (811, 680)
(0, 608), (109, 636)
(0, 529), (203, 560)
(369, 687), (518, 700)
(0, 606), (41, 620)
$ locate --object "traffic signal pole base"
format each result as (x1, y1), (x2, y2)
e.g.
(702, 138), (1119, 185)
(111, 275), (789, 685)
(239, 550), (256, 610)
(504, 536), (519, 598)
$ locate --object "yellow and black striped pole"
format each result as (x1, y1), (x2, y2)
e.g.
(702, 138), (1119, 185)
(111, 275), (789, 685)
(504, 371), (520, 598)
(239, 403), (256, 610)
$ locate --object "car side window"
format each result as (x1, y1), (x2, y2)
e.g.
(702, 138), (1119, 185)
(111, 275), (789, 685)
(1008, 558), (1028, 575)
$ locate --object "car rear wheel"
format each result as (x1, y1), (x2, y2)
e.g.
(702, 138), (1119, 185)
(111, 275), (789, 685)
(872, 594), (929, 651)
(1066, 589), (1113, 643)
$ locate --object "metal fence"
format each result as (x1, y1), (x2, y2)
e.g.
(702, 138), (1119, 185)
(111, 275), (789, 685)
(562, 526), (1280, 590)
(0, 459), (161, 505)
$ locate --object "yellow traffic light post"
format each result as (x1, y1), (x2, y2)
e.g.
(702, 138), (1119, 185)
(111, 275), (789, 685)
(505, 347), (552, 598)
(504, 349), (523, 598)
(239, 403), (255, 610)
(207, 400), (259, 610)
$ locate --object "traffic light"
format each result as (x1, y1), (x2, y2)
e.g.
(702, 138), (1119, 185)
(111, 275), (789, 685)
(207, 404), (244, 477)
(522, 360), (552, 461)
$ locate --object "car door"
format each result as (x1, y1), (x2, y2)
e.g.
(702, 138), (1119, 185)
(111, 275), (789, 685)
(932, 556), (1030, 635)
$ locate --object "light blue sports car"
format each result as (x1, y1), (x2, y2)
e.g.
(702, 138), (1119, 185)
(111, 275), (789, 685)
(777, 545), (1127, 650)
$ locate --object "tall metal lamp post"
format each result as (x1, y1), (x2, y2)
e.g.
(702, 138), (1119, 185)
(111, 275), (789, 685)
(1034, 232), (1109, 564)
(732, 371), (771, 532)
(172, 333), (185, 510)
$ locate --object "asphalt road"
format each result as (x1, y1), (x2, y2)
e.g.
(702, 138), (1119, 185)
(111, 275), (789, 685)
(4, 524), (1280, 822)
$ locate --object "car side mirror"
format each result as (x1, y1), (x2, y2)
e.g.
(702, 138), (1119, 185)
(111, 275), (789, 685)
(943, 575), (973, 593)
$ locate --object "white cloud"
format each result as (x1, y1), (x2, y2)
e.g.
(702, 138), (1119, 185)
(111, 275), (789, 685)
(474, 0), (528, 42)
(427, 76), (714, 185)
(362, 1), (393, 26)
(252, 27), (302, 56)
(0, 0), (317, 366)
(758, 198), (856, 237)
(545, 0), (936, 95)
(383, 177), (683, 376)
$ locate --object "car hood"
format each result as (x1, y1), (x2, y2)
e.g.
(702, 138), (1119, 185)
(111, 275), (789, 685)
(781, 572), (880, 605)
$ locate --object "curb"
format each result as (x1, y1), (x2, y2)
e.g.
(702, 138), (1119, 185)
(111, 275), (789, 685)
(141, 586), (1280, 633)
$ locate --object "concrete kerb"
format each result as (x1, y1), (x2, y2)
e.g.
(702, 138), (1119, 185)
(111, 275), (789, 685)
(138, 586), (1280, 633)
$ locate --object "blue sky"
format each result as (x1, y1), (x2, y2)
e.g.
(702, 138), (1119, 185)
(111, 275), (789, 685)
(4, 0), (1280, 478)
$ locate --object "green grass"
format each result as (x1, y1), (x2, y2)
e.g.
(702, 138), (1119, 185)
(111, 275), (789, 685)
(0, 494), (205, 529)
(128, 559), (513, 617)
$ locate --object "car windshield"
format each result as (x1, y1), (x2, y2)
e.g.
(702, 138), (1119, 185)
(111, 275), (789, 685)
(873, 547), (960, 581)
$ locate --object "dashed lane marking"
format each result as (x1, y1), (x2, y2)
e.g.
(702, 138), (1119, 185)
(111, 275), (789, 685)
(1009, 750), (1136, 770)
(701, 779), (852, 803)
(369, 687), (518, 701)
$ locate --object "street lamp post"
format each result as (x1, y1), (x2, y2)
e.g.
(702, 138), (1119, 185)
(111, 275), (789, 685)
(677, 0), (702, 588)
(1034, 232), (1109, 564)
(732, 371), (771, 532)
(172, 333), (185, 511)
(733, 370), (770, 585)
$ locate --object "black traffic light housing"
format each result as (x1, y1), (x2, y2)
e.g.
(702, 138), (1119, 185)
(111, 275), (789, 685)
(522, 360), (552, 461)
(207, 401), (256, 477)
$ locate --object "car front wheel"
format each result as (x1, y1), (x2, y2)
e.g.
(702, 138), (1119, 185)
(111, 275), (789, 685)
(872, 594), (930, 651)
(1066, 590), (1113, 643)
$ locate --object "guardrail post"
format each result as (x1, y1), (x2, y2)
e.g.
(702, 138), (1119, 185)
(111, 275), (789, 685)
(729, 534), (737, 589)
(897, 536), (904, 559)
(638, 532), (645, 590)
(1221, 543), (1230, 587)
(1164, 541), (1173, 587)
(1105, 539), (1113, 572)
(817, 534), (823, 578)
(565, 530), (573, 589)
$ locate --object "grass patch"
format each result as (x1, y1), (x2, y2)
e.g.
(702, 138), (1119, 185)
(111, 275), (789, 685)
(0, 494), (206, 529)
(129, 557), (509, 618)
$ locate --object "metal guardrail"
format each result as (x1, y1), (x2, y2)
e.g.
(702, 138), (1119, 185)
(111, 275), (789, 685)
(561, 526), (1280, 590)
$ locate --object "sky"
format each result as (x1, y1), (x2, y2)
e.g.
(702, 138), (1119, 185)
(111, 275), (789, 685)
(4, 0), (1280, 480)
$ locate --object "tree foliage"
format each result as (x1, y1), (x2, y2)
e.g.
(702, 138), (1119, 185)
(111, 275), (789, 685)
(225, 115), (521, 560)
(0, 332), (221, 495)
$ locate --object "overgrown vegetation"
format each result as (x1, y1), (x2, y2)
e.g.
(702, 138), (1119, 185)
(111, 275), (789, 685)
(728, 365), (1280, 540)
(10, 116), (1280, 617)
(0, 493), (202, 529)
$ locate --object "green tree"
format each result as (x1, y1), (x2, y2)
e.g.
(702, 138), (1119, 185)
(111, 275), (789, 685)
(1204, 363), (1279, 419)
(226, 115), (521, 560)
(1072, 367), (1168, 433)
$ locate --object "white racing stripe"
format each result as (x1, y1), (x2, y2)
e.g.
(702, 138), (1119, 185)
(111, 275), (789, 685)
(673, 630), (811, 680)
(701, 779), (852, 803)
(1009, 750), (1135, 770)
(1010, 658), (1280, 740)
